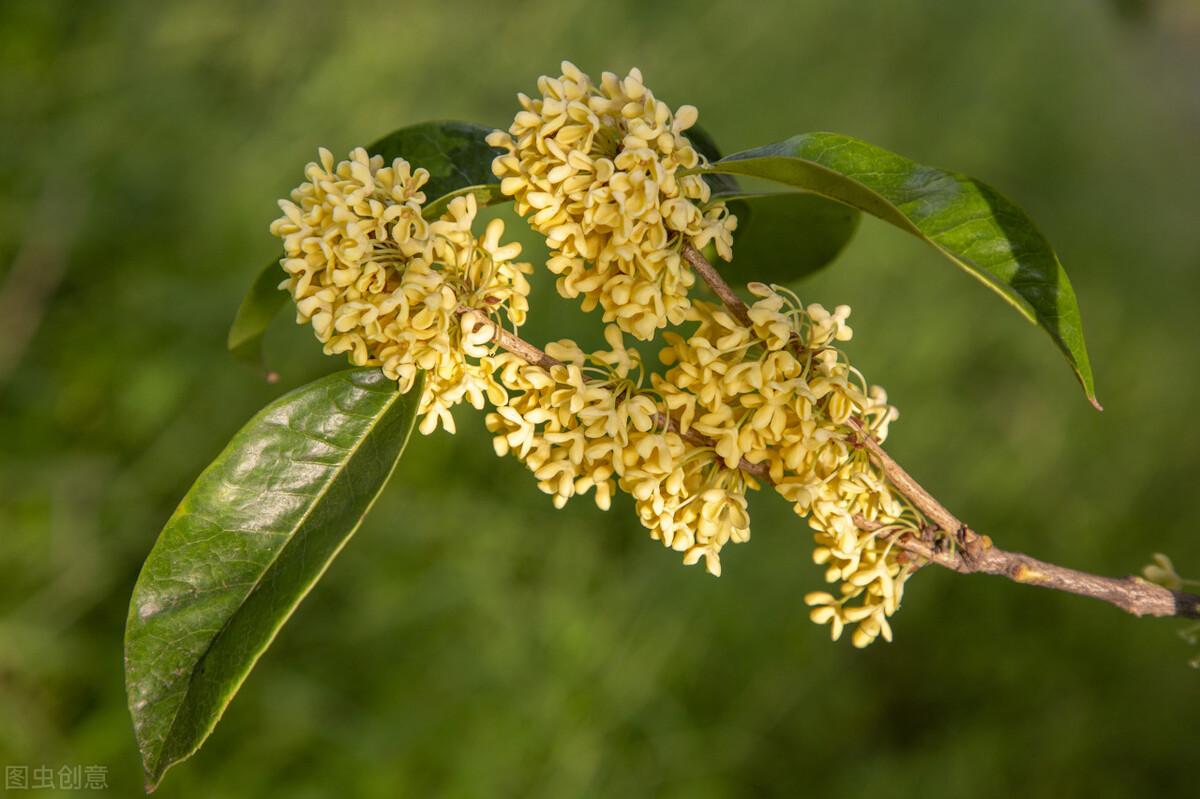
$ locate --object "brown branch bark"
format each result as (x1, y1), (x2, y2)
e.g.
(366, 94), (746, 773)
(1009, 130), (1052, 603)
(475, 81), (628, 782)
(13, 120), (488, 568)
(458, 307), (560, 370)
(681, 245), (754, 328)
(854, 516), (1200, 619)
(679, 243), (1200, 621)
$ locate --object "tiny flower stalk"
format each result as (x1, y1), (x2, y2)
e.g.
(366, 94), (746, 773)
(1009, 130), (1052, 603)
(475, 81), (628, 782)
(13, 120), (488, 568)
(270, 63), (1200, 652)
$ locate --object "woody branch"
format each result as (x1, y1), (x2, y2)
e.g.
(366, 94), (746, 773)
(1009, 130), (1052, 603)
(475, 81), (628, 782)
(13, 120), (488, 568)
(679, 242), (1200, 620)
(462, 294), (1199, 620)
(460, 289), (1200, 621)
(452, 235), (1200, 622)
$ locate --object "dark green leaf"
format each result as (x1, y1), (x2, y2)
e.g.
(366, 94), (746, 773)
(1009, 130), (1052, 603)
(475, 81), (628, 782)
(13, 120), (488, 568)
(686, 123), (740, 197)
(368, 120), (503, 202)
(226, 258), (289, 375)
(125, 368), (422, 791)
(719, 192), (860, 284)
(689, 126), (860, 285)
(229, 121), (505, 370)
(696, 133), (1100, 409)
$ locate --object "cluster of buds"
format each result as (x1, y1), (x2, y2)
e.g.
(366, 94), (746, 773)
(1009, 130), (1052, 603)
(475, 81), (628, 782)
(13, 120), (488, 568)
(270, 67), (927, 647)
(487, 62), (737, 341)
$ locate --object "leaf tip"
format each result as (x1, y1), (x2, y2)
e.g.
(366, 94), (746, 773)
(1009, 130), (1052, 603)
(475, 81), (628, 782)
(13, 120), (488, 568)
(1077, 368), (1102, 412)
(141, 762), (162, 794)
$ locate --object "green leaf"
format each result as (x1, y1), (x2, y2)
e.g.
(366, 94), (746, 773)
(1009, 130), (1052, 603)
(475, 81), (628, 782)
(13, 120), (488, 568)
(719, 192), (860, 284)
(689, 125), (861, 286)
(685, 123), (740, 197)
(125, 368), (422, 791)
(226, 258), (289, 375)
(368, 120), (503, 202)
(696, 133), (1100, 409)
(229, 120), (505, 371)
(422, 183), (504, 220)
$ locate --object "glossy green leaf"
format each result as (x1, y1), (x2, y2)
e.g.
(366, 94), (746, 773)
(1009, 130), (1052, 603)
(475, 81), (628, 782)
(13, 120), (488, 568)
(719, 192), (860, 284)
(368, 120), (503, 202)
(229, 120), (504, 370)
(691, 125), (860, 284)
(696, 132), (1100, 409)
(125, 368), (422, 791)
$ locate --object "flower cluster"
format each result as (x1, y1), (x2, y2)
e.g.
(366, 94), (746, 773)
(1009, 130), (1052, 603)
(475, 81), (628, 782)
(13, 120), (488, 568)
(487, 61), (737, 341)
(652, 285), (919, 646)
(270, 68), (925, 647)
(483, 281), (919, 646)
(484, 324), (752, 576)
(270, 147), (532, 434)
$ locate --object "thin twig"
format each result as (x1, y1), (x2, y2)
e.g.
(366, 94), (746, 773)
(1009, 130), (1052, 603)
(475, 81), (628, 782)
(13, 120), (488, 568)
(681, 245), (754, 328)
(458, 307), (559, 370)
(847, 418), (983, 555)
(679, 243), (1200, 620)
(854, 516), (1200, 619)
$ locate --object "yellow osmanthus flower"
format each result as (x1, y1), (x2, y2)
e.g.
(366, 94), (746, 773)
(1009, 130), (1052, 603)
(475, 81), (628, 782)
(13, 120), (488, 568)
(270, 147), (532, 434)
(653, 284), (919, 646)
(485, 325), (751, 576)
(271, 92), (922, 647)
(487, 61), (737, 341)
(486, 283), (918, 612)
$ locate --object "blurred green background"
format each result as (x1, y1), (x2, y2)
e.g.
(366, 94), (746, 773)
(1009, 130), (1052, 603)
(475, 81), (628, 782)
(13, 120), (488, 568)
(2, 1), (1199, 796)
